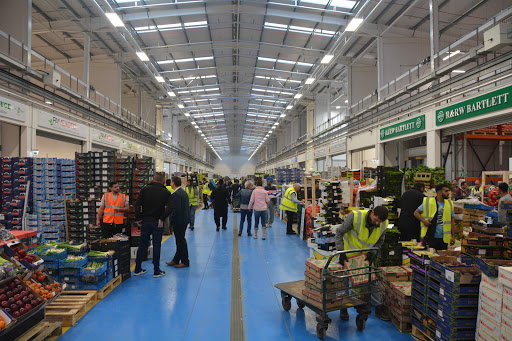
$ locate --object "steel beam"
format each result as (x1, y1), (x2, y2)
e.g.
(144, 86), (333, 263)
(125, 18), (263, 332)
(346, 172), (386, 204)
(429, 0), (440, 73)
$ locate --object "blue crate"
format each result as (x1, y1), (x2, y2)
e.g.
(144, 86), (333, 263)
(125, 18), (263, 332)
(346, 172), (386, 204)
(50, 202), (65, 208)
(61, 160), (75, 166)
(39, 208), (51, 215)
(33, 170), (46, 176)
(43, 232), (61, 239)
(44, 260), (60, 269)
(38, 248), (67, 261)
(81, 277), (109, 291)
(61, 177), (75, 184)
(61, 274), (80, 284)
(81, 270), (107, 284)
(51, 215), (66, 221)
(61, 183), (75, 189)
(34, 158), (47, 165)
(82, 262), (107, 276)
(464, 204), (493, 211)
(60, 255), (88, 268)
(46, 158), (58, 165)
(51, 208), (65, 215)
(60, 267), (82, 276)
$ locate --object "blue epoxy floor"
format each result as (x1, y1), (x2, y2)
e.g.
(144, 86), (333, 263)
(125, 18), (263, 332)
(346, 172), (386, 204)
(58, 209), (413, 341)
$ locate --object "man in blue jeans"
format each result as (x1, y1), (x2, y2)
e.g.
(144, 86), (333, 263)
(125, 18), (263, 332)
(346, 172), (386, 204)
(134, 172), (172, 278)
(236, 181), (254, 236)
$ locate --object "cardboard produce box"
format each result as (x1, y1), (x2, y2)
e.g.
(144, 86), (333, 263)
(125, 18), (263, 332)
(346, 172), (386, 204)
(343, 253), (376, 286)
(379, 265), (410, 282)
(304, 271), (345, 290)
(306, 258), (343, 277)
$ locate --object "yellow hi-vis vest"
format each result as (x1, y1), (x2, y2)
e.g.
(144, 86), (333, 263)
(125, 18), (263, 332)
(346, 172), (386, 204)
(343, 210), (387, 255)
(420, 197), (453, 243)
(279, 187), (298, 213)
(166, 186), (174, 194)
(186, 186), (197, 206)
(471, 186), (482, 197)
(202, 184), (211, 195)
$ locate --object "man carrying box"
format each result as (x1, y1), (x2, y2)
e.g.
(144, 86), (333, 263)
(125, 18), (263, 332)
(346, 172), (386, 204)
(96, 182), (129, 238)
(335, 206), (390, 321)
(414, 183), (455, 251)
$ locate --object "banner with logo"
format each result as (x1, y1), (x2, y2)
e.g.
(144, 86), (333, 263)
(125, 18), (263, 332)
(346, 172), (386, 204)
(38, 110), (88, 139)
(380, 115), (425, 141)
(121, 139), (140, 152)
(142, 146), (156, 156)
(0, 94), (27, 123)
(92, 128), (120, 148)
(436, 85), (511, 126)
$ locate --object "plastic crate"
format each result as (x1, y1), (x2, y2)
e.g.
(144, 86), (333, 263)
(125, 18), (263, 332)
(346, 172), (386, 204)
(60, 255), (88, 268)
(81, 277), (109, 290)
(81, 271), (107, 284)
(82, 261), (107, 276)
(38, 248), (67, 261)
(44, 261), (60, 269)
(60, 267), (82, 276)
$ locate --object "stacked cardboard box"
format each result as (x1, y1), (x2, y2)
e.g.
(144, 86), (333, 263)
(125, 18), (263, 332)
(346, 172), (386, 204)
(380, 265), (412, 331)
(0, 157), (33, 230)
(302, 258), (346, 309)
(462, 232), (504, 258)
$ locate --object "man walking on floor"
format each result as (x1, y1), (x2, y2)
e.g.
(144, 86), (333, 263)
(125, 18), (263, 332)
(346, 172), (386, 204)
(134, 173), (171, 278)
(279, 183), (304, 235)
(210, 178), (232, 231)
(166, 176), (190, 268)
(185, 179), (198, 231)
(264, 177), (277, 228)
(414, 183), (455, 251)
(96, 181), (129, 238)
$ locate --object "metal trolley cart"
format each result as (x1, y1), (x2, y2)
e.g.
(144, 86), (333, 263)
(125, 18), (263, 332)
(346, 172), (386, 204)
(274, 248), (382, 340)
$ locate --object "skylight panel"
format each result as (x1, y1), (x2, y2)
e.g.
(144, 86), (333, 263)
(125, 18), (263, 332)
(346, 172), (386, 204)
(257, 57), (313, 67)
(158, 56), (214, 65)
(301, 0), (356, 8)
(254, 75), (302, 84)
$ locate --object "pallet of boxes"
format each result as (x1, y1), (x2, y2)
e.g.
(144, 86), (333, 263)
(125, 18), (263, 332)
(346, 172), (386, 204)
(475, 258), (512, 340)
(302, 258), (346, 308)
(379, 265), (412, 332)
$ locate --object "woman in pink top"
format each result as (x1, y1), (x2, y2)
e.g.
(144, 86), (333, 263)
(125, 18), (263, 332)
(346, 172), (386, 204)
(248, 178), (270, 240)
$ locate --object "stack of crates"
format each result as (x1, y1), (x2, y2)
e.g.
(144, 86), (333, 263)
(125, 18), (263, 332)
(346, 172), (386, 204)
(67, 200), (87, 244)
(81, 260), (110, 290)
(411, 251), (438, 339)
(91, 239), (131, 282)
(377, 229), (402, 267)
(60, 159), (76, 198)
(75, 152), (94, 200)
(60, 254), (88, 290)
(131, 157), (154, 211)
(84, 200), (101, 242)
(0, 157), (33, 230)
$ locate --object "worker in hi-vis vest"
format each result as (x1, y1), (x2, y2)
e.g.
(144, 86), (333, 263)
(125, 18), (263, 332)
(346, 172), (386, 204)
(470, 179), (482, 198)
(166, 178), (174, 194)
(201, 178), (211, 210)
(414, 183), (455, 251)
(279, 183), (304, 235)
(335, 206), (390, 322)
(96, 181), (129, 238)
(186, 179), (199, 230)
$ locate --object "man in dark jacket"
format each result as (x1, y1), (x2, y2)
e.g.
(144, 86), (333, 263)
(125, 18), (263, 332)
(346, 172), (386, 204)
(398, 182), (425, 241)
(166, 176), (190, 268)
(210, 178), (232, 231)
(134, 172), (172, 278)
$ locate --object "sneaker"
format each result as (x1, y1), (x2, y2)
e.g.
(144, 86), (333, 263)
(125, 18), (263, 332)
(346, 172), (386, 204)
(222, 226), (227, 230)
(134, 269), (146, 276)
(253, 235), (257, 239)
(262, 236), (266, 240)
(238, 232), (242, 237)
(375, 305), (390, 321)
(154, 271), (166, 278)
(216, 227), (220, 232)
(269, 224), (272, 228)
(190, 226), (194, 231)
(248, 233), (252, 236)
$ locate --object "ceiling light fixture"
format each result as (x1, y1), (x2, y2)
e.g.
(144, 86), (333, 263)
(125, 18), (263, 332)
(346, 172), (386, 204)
(336, 106), (341, 109)
(345, 18), (364, 32)
(345, 100), (348, 103)
(452, 70), (466, 73)
(321, 55), (334, 64)
(305, 78), (315, 85)
(184, 112), (190, 117)
(105, 12), (124, 27)
(294, 94), (302, 99)
(177, 104), (185, 109)
(136, 52), (149, 62)
(280, 114), (286, 118)
(167, 91), (176, 97)
(443, 50), (461, 60)
(286, 105), (293, 110)
(155, 76), (165, 83)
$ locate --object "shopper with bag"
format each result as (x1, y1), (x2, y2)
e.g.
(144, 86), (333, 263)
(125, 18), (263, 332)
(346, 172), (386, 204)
(248, 178), (270, 240)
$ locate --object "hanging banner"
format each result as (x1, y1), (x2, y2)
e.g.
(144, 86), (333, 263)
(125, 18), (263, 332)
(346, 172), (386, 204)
(121, 139), (140, 152)
(92, 128), (120, 148)
(38, 110), (88, 139)
(380, 115), (425, 140)
(436, 85), (511, 126)
(0, 95), (27, 123)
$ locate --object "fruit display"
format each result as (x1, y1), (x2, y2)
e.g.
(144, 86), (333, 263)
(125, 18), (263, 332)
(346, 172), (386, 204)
(0, 315), (6, 330)
(24, 281), (55, 301)
(0, 278), (43, 318)
(9, 245), (37, 264)
(32, 271), (46, 283)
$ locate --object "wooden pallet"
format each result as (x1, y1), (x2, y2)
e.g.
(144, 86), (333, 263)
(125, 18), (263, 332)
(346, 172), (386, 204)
(391, 314), (412, 333)
(45, 291), (97, 327)
(17, 321), (63, 341)
(411, 325), (435, 341)
(414, 172), (431, 182)
(96, 275), (122, 300)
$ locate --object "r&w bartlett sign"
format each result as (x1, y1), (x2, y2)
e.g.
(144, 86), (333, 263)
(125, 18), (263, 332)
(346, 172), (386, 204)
(380, 115), (425, 140)
(436, 85), (511, 126)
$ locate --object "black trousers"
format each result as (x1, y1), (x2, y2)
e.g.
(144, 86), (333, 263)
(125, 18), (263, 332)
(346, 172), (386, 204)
(214, 209), (228, 228)
(427, 237), (448, 251)
(172, 224), (189, 266)
(286, 210), (295, 233)
(203, 194), (209, 208)
(101, 222), (124, 238)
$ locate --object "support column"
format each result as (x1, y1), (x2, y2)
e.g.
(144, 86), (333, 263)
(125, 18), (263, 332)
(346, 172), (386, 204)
(26, 0), (32, 71)
(84, 127), (92, 152)
(347, 64), (353, 115)
(377, 36), (384, 101)
(83, 34), (91, 99)
(429, 0), (440, 73)
(398, 140), (405, 169)
(426, 130), (442, 168)
(306, 102), (314, 138)
(376, 143), (385, 166)
(155, 105), (164, 171)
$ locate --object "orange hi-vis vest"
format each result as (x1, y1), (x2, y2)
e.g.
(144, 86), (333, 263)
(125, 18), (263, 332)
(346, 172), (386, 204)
(103, 193), (126, 224)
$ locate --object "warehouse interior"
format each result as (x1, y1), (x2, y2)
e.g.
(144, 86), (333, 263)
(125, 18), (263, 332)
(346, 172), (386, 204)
(0, 0), (512, 340)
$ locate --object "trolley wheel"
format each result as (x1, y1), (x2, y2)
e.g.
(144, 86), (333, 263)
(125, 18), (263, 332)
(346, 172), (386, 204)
(282, 297), (292, 311)
(316, 323), (327, 340)
(297, 300), (305, 309)
(356, 314), (367, 331)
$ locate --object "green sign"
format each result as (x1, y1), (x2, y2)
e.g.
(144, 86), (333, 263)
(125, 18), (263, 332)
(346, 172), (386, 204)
(436, 85), (511, 126)
(380, 115), (425, 140)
